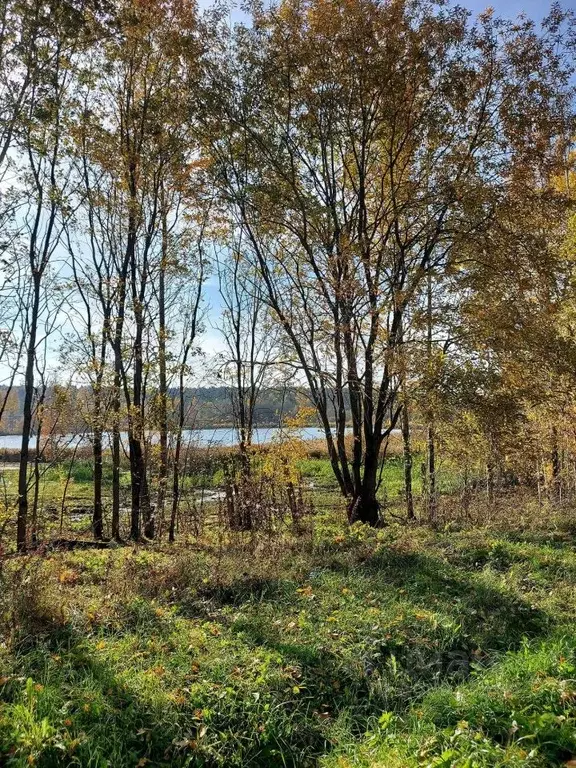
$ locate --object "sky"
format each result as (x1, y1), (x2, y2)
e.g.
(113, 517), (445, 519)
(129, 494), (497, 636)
(213, 0), (576, 25)
(466, 0), (576, 18)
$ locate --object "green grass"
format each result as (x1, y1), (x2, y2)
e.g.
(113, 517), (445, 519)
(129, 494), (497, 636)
(2, 519), (576, 766)
(297, 455), (469, 498)
(0, 454), (472, 534)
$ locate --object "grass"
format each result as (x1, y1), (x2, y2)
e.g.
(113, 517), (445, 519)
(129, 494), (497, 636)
(2, 515), (576, 766)
(0, 449), (487, 553)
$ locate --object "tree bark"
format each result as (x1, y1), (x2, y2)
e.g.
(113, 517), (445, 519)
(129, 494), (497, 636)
(426, 270), (437, 523)
(31, 413), (43, 546)
(91, 334), (107, 540)
(401, 402), (415, 521)
(156, 210), (169, 536)
(111, 361), (122, 541)
(92, 425), (104, 539)
(169, 430), (181, 543)
(551, 425), (561, 498)
(16, 274), (41, 552)
(169, 365), (186, 543)
(348, 446), (381, 526)
(427, 423), (437, 522)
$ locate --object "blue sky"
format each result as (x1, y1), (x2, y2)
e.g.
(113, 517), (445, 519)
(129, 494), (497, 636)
(211, 0), (576, 25)
(466, 0), (576, 18)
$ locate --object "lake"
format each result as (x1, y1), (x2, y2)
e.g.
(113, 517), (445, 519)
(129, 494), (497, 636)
(0, 426), (334, 450)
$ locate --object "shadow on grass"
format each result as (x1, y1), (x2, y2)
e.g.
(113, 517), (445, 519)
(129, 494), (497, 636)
(359, 548), (550, 648)
(4, 623), (324, 767)
(180, 546), (553, 739)
(194, 547), (550, 652)
(2, 545), (556, 767)
(2, 632), (185, 766)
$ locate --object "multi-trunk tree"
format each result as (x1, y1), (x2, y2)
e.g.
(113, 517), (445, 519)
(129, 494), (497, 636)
(202, 0), (574, 524)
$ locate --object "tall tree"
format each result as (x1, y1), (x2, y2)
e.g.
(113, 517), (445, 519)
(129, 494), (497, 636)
(202, 0), (574, 525)
(14, 0), (94, 551)
(90, 0), (203, 539)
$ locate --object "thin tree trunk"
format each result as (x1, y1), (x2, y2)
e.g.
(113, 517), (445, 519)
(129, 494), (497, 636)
(551, 425), (561, 499)
(129, 433), (142, 540)
(60, 441), (80, 537)
(92, 425), (104, 539)
(110, 251), (129, 541)
(168, 231), (204, 542)
(169, 367), (186, 543)
(487, 458), (495, 505)
(427, 423), (436, 521)
(131, 280), (153, 540)
(401, 402), (415, 521)
(31, 415), (43, 546)
(91, 335), (107, 539)
(426, 270), (437, 523)
(156, 209), (169, 535)
(17, 275), (40, 552)
(111, 369), (121, 541)
(169, 430), (182, 543)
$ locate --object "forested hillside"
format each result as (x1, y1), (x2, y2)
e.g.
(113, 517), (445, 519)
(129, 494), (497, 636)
(0, 386), (303, 434)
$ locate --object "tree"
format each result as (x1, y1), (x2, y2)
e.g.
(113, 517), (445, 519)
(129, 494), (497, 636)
(167, 224), (206, 543)
(14, 0), (95, 551)
(202, 0), (574, 525)
(82, 0), (204, 540)
(148, 183), (208, 540)
(214, 227), (280, 471)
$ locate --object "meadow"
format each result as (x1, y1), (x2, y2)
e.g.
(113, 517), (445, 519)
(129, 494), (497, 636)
(2, 456), (576, 767)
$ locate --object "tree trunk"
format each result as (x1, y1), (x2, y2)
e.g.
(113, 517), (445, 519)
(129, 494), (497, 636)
(129, 433), (142, 540)
(169, 369), (186, 543)
(31, 379), (46, 546)
(111, 359), (122, 540)
(131, 301), (153, 539)
(16, 275), (41, 552)
(141, 452), (153, 538)
(91, 339), (106, 539)
(348, 448), (380, 526)
(427, 423), (437, 522)
(551, 425), (561, 498)
(93, 426), (104, 539)
(157, 209), (169, 535)
(31, 421), (42, 546)
(487, 430), (496, 505)
(401, 402), (415, 521)
(487, 459), (495, 505)
(169, 432), (181, 543)
(426, 270), (437, 524)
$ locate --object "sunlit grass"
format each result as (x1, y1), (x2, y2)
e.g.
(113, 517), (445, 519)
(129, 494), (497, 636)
(2, 523), (576, 766)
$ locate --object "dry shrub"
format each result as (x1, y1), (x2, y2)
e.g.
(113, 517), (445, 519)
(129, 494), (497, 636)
(0, 554), (67, 645)
(219, 436), (314, 536)
(115, 547), (205, 602)
(220, 472), (312, 535)
(305, 431), (404, 460)
(434, 487), (576, 534)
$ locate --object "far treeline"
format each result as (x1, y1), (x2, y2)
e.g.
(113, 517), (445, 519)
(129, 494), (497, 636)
(0, 385), (306, 434)
(1, 0), (576, 551)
